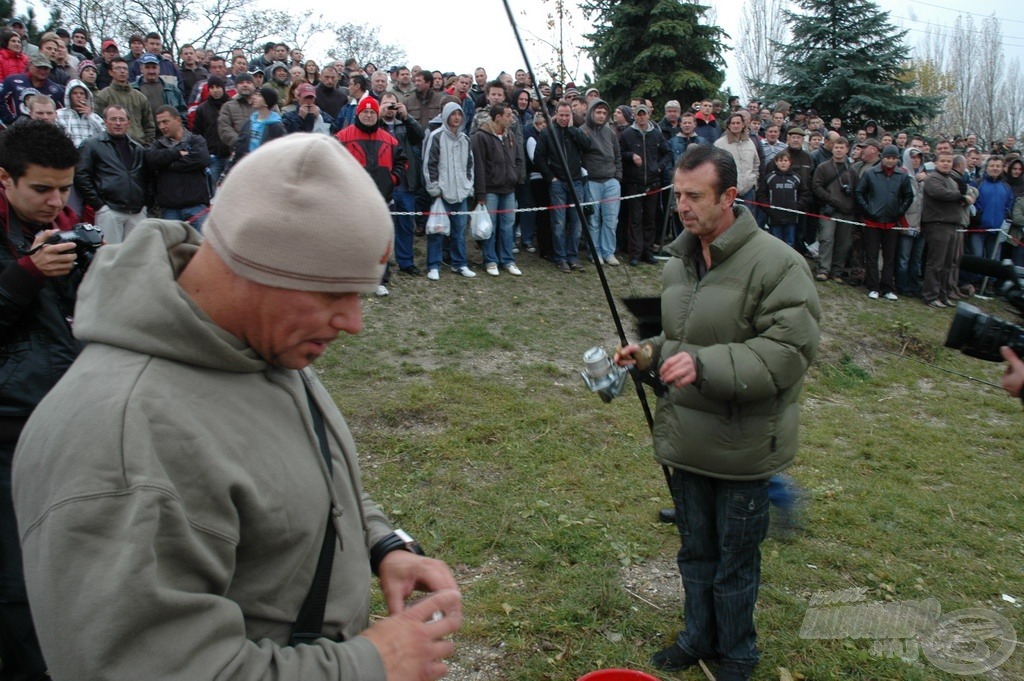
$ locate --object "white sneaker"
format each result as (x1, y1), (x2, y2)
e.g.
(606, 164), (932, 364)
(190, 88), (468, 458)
(884, 291), (898, 301)
(868, 290), (879, 300)
(375, 285), (389, 297)
(604, 255), (620, 266)
(506, 264), (522, 276)
(452, 266), (476, 278)
(486, 263), (499, 276)
(427, 269), (439, 281)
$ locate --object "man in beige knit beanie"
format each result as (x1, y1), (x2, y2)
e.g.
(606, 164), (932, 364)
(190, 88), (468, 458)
(14, 134), (463, 681)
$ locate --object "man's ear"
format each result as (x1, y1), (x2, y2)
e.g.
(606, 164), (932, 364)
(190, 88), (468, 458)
(0, 168), (12, 190)
(722, 186), (738, 209)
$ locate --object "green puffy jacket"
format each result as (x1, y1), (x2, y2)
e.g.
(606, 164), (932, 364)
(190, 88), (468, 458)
(645, 207), (821, 480)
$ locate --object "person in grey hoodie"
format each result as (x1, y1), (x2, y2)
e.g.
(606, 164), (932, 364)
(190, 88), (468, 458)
(581, 98), (623, 265)
(14, 134), (462, 681)
(423, 101), (476, 280)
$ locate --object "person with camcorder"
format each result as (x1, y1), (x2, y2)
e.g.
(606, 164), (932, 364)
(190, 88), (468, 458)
(945, 255), (1024, 405)
(0, 120), (83, 681)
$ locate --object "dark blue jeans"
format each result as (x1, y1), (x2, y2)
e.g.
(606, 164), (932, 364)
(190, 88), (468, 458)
(670, 469), (770, 668)
(896, 231), (925, 294)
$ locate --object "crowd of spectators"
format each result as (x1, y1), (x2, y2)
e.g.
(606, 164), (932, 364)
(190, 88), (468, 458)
(0, 18), (1020, 301)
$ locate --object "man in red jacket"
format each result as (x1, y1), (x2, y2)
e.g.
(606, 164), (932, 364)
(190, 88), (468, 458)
(336, 97), (407, 296)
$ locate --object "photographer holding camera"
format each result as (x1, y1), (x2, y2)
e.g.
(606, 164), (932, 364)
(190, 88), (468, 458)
(0, 120), (81, 680)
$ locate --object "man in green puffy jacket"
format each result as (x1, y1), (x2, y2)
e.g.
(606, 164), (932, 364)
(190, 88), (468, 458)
(616, 145), (820, 681)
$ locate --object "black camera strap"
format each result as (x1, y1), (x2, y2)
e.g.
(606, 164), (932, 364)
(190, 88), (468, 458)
(290, 386), (339, 646)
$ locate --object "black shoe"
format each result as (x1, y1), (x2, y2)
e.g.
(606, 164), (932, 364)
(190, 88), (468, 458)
(569, 261), (585, 271)
(629, 258), (640, 266)
(644, 256), (659, 265)
(716, 661), (755, 681)
(651, 643), (701, 671)
(658, 508), (676, 523)
(400, 266), (422, 276)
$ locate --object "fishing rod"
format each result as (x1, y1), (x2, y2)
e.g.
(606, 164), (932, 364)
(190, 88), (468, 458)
(499, 0), (673, 494)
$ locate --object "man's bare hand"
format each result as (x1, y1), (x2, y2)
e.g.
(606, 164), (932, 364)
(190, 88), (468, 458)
(378, 550), (459, 616)
(999, 346), (1024, 398)
(28, 230), (77, 277)
(660, 351), (698, 388)
(360, 588), (462, 681)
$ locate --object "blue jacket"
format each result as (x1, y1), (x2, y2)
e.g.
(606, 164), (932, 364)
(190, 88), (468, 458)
(972, 175), (1014, 229)
(0, 74), (65, 125)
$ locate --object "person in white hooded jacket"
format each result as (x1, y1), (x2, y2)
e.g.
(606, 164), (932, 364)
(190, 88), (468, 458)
(55, 78), (103, 216)
(55, 78), (103, 147)
(423, 101), (475, 280)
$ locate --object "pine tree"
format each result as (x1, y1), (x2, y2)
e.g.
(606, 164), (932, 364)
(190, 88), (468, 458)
(759, 0), (941, 130)
(582, 0), (727, 107)
(0, 0), (14, 26)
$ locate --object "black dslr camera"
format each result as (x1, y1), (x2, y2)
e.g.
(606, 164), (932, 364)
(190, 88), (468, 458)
(32, 223), (103, 273)
(944, 257), (1024, 361)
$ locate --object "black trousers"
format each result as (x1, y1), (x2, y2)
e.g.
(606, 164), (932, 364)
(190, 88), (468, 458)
(0, 440), (46, 681)
(624, 185), (658, 261)
(863, 227), (898, 294)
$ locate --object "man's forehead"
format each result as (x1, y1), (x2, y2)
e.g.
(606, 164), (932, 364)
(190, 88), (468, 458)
(674, 163), (716, 188)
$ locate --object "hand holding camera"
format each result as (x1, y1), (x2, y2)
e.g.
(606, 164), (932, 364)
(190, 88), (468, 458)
(25, 229), (78, 277)
(22, 224), (103, 276)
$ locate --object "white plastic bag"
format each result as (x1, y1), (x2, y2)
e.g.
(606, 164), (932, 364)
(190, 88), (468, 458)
(470, 204), (493, 241)
(426, 198), (450, 236)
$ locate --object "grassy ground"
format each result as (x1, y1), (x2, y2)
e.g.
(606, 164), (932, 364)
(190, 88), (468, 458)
(319, 242), (1023, 681)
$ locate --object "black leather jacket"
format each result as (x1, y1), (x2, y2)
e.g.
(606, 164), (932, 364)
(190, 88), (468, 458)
(144, 130), (211, 209)
(0, 191), (82, 426)
(75, 131), (147, 213)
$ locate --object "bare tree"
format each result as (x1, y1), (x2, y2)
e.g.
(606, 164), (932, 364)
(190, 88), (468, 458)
(971, 15), (1004, 145)
(529, 0), (591, 84)
(325, 24), (406, 69)
(947, 15), (977, 139)
(911, 22), (953, 135)
(736, 0), (787, 102)
(43, 0), (333, 58)
(1000, 57), (1024, 140)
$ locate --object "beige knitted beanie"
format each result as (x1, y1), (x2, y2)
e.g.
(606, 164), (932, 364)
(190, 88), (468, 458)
(205, 135), (393, 293)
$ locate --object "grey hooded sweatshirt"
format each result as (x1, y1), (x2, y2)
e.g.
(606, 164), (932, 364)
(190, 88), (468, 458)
(423, 101), (475, 203)
(581, 98), (622, 182)
(14, 220), (395, 681)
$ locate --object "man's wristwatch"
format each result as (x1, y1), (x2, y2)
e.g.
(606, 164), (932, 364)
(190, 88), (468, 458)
(369, 529), (426, 575)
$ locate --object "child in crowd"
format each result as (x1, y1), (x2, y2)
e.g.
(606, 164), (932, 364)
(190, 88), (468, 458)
(756, 150), (808, 247)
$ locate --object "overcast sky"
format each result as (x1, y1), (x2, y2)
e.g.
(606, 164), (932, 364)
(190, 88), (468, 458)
(298, 0), (1022, 100)
(28, 0), (1019, 99)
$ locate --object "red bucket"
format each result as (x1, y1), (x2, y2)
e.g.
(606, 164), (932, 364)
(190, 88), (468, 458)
(577, 670), (660, 681)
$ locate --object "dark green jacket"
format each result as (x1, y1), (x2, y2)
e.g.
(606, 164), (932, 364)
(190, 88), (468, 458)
(645, 206), (821, 480)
